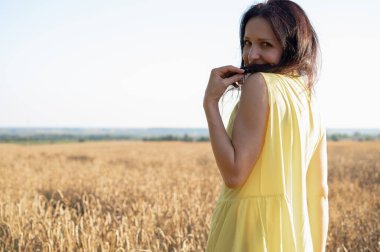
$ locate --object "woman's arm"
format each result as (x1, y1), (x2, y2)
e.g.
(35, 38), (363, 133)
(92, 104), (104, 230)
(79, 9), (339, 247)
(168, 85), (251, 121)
(306, 132), (329, 252)
(203, 67), (269, 189)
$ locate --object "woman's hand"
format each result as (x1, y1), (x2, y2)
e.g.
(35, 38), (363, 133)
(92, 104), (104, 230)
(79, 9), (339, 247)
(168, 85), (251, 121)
(203, 65), (245, 105)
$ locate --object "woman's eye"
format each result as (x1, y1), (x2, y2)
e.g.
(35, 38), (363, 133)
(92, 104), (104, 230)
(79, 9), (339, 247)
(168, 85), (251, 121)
(243, 40), (251, 46)
(262, 42), (272, 47)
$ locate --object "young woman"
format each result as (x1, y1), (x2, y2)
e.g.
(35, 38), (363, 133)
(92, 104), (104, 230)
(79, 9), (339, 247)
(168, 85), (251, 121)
(203, 1), (329, 251)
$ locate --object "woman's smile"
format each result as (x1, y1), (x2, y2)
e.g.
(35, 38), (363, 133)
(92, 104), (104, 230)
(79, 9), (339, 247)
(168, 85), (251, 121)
(242, 17), (283, 67)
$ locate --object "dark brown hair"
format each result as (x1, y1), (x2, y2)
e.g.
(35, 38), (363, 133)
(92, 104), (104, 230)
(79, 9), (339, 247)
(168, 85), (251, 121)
(239, 0), (320, 91)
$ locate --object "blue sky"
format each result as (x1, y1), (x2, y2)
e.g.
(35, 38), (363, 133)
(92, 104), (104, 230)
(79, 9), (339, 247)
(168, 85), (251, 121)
(1, 0), (379, 128)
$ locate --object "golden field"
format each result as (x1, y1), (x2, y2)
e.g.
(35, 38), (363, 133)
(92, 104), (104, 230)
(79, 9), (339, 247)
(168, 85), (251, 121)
(0, 140), (379, 251)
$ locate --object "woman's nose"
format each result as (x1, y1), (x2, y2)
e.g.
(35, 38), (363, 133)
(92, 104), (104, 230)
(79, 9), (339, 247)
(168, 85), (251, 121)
(248, 46), (260, 64)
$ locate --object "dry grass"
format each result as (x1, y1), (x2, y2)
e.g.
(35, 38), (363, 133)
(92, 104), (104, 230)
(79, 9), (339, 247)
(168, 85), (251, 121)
(0, 140), (379, 251)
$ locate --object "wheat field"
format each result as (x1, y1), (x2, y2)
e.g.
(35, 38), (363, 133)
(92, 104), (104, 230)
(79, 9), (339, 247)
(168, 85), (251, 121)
(0, 140), (379, 251)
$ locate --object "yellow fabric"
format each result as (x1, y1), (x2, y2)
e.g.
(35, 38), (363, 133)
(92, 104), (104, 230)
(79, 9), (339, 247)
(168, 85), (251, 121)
(206, 73), (325, 252)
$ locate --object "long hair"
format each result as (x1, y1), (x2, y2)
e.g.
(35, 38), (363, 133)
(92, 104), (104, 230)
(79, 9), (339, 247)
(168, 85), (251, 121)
(239, 0), (321, 92)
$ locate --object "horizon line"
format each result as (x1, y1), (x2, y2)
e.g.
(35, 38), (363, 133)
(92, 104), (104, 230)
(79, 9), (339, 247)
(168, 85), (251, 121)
(1, 126), (380, 130)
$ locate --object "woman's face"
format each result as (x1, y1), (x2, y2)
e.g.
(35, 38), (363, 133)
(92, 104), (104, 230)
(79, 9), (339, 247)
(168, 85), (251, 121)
(242, 17), (283, 66)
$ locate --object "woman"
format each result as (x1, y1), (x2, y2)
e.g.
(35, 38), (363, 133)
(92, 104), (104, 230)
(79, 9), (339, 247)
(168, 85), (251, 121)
(203, 0), (329, 251)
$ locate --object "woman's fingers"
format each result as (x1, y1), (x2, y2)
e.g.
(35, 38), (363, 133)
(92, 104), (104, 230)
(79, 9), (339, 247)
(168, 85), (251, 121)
(211, 65), (245, 87)
(223, 73), (244, 87)
(220, 65), (245, 75)
(212, 65), (245, 77)
(204, 65), (244, 102)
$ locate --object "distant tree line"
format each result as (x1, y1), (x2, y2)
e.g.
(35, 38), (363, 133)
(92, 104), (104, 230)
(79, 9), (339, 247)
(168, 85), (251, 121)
(142, 134), (209, 142)
(327, 132), (380, 142)
(0, 134), (134, 144)
(0, 134), (209, 143)
(1, 132), (380, 144)
(142, 133), (380, 142)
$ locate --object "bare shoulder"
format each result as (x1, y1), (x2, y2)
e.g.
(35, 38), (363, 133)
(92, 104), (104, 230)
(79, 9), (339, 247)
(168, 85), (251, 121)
(235, 72), (269, 132)
(244, 72), (266, 84)
(240, 72), (268, 102)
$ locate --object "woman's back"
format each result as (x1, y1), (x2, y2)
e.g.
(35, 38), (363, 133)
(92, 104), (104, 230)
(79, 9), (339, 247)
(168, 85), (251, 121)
(205, 72), (325, 252)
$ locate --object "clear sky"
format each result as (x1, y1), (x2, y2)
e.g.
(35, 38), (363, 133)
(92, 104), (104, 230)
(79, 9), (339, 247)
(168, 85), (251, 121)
(1, 0), (379, 128)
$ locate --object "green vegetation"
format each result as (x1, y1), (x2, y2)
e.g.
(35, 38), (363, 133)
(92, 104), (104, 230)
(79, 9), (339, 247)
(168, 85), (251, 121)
(0, 134), (134, 144)
(0, 134), (209, 144)
(142, 134), (209, 142)
(2, 131), (380, 144)
(327, 132), (380, 142)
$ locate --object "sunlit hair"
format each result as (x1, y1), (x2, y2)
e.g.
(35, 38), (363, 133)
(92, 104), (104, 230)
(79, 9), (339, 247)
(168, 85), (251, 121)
(239, 0), (321, 92)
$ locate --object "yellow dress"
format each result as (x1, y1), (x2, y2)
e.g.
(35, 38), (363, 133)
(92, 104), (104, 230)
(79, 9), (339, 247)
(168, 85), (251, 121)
(205, 73), (325, 252)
